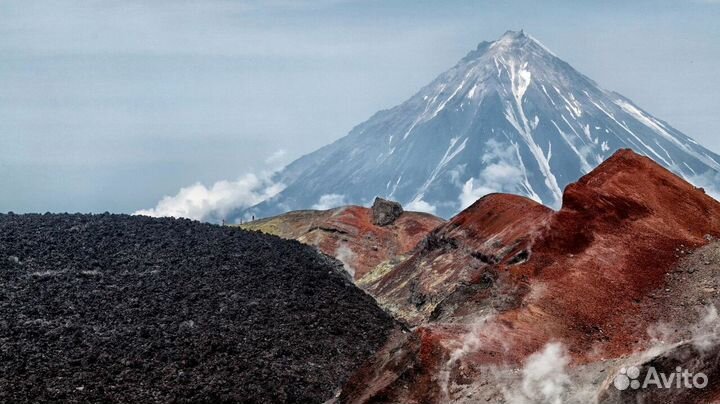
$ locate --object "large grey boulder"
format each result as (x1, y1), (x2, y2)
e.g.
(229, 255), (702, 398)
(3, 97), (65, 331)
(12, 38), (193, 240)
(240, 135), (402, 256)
(371, 197), (403, 226)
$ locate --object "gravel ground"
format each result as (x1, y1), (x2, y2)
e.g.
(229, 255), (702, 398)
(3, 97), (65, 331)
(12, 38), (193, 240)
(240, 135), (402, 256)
(0, 213), (395, 403)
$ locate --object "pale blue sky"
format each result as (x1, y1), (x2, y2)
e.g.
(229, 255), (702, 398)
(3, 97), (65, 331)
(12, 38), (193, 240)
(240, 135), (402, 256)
(1, 0), (719, 213)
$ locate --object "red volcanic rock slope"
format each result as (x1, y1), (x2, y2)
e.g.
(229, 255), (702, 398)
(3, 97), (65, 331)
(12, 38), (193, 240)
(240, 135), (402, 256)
(362, 193), (554, 325)
(340, 149), (720, 403)
(239, 205), (444, 280)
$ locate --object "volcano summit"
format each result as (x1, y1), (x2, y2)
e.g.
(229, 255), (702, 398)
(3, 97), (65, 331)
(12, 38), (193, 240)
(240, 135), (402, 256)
(241, 30), (720, 220)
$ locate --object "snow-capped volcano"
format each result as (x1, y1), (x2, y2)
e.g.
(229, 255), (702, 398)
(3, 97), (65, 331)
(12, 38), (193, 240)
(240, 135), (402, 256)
(241, 30), (720, 219)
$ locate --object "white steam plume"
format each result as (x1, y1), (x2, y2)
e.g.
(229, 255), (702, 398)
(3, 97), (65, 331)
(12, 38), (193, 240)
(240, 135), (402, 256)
(691, 304), (720, 352)
(334, 244), (356, 278)
(134, 150), (289, 223)
(505, 343), (572, 404)
(439, 314), (495, 400)
(134, 173), (284, 223)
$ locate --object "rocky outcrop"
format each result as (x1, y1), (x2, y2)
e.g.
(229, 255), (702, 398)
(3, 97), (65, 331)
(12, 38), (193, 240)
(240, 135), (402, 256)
(363, 193), (553, 326)
(339, 150), (720, 403)
(0, 214), (397, 403)
(371, 198), (404, 226)
(239, 204), (443, 280)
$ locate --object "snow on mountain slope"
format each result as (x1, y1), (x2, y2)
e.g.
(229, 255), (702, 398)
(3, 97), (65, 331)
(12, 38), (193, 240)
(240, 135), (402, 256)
(239, 30), (720, 220)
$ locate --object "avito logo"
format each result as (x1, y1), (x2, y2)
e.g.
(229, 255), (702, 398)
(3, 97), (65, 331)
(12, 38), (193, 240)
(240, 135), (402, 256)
(614, 366), (708, 391)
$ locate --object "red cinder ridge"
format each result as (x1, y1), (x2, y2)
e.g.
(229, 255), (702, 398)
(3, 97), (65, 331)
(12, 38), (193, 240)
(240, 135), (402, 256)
(341, 149), (720, 403)
(240, 205), (444, 280)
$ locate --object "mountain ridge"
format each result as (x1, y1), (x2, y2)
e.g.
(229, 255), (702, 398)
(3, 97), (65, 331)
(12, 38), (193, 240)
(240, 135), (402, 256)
(238, 203), (444, 280)
(239, 30), (720, 220)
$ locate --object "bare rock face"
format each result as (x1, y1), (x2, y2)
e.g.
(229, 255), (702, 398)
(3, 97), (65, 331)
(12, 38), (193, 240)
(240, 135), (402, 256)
(371, 197), (404, 227)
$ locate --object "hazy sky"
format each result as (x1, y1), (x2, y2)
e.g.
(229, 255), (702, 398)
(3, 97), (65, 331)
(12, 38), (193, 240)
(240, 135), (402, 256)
(2, 0), (719, 214)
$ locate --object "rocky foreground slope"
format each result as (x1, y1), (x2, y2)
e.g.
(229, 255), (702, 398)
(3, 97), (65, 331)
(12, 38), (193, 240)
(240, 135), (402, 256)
(0, 214), (396, 403)
(338, 149), (720, 403)
(239, 198), (444, 280)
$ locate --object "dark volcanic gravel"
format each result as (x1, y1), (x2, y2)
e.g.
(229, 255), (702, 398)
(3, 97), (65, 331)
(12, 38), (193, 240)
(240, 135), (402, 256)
(0, 213), (396, 403)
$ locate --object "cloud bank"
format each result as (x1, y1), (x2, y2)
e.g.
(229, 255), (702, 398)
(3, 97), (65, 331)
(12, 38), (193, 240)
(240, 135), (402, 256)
(460, 140), (526, 210)
(406, 198), (438, 215)
(311, 194), (347, 210)
(688, 170), (720, 201)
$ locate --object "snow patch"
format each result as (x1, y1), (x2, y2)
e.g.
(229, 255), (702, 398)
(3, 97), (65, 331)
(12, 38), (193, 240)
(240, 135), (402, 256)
(553, 88), (582, 118)
(616, 99), (720, 171)
(541, 84), (556, 106)
(389, 175), (403, 199)
(590, 100), (673, 167)
(550, 120), (593, 173)
(416, 137), (468, 198)
(467, 83), (479, 99)
(504, 63), (562, 206)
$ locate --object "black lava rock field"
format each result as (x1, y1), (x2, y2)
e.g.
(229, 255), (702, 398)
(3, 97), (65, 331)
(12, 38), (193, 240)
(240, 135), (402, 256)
(0, 213), (396, 403)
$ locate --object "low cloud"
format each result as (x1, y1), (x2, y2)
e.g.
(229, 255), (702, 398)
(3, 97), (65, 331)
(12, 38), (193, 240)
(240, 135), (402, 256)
(459, 140), (525, 210)
(406, 197), (437, 215)
(688, 170), (720, 201)
(134, 173), (284, 223)
(311, 194), (346, 210)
